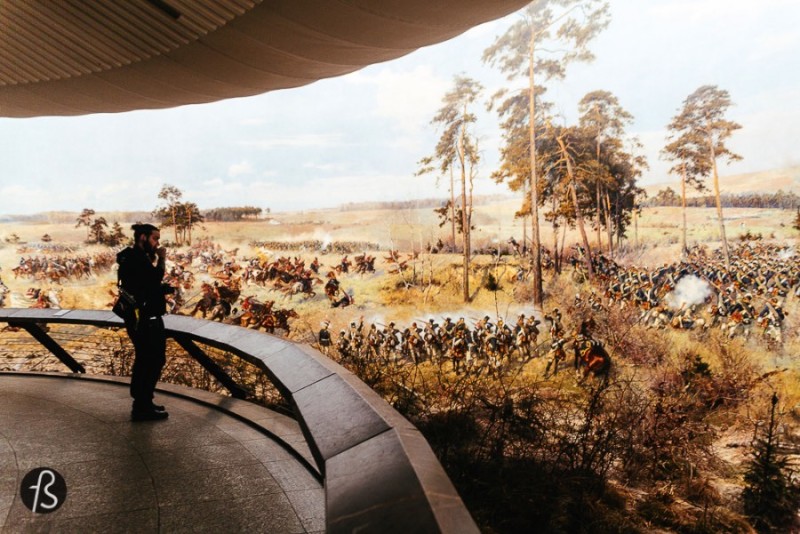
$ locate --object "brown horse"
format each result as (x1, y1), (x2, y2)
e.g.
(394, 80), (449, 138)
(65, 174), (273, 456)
(260, 309), (298, 334)
(190, 283), (218, 318)
(238, 296), (274, 328)
(574, 340), (611, 382)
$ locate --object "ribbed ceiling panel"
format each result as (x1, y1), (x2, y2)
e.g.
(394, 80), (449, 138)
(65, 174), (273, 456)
(0, 0), (529, 117)
(0, 0), (258, 86)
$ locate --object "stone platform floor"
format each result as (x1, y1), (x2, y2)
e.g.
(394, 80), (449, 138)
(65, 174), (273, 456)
(0, 373), (324, 533)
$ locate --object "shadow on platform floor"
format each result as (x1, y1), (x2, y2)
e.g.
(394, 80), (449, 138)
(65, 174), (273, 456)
(0, 374), (324, 533)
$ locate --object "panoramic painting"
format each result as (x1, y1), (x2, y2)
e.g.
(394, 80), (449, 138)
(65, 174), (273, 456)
(1, 0), (799, 532)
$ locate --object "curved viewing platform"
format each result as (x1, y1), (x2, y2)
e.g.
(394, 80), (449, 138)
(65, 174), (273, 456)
(0, 373), (322, 532)
(0, 309), (478, 533)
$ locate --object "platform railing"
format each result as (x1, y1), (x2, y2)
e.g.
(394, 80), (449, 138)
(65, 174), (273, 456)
(0, 308), (478, 534)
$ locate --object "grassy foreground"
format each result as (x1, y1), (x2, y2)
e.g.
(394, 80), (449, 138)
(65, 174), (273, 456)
(1, 204), (799, 532)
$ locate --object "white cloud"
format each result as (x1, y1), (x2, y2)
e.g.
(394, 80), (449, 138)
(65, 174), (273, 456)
(228, 160), (253, 177)
(0, 185), (48, 214)
(240, 133), (344, 149)
(634, 129), (671, 185)
(648, 0), (797, 24)
(0, 179), (161, 214)
(302, 162), (344, 172)
(633, 86), (800, 187)
(1, 0), (799, 215)
(99, 180), (134, 195)
(747, 31), (798, 62)
(727, 95), (800, 173)
(346, 66), (450, 134)
(176, 170), (509, 213)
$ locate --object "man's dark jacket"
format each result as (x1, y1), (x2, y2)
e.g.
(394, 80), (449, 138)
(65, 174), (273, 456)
(116, 246), (166, 318)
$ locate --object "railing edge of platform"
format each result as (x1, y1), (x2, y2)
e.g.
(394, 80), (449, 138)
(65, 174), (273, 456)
(0, 308), (479, 533)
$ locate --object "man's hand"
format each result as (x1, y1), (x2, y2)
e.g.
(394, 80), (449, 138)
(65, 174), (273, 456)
(156, 247), (167, 266)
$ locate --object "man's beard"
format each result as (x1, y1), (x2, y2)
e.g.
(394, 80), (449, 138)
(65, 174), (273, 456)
(142, 239), (156, 258)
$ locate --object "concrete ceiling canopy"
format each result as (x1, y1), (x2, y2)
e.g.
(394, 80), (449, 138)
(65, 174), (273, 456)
(0, 0), (529, 118)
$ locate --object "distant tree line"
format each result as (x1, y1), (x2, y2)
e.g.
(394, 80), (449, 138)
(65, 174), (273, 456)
(646, 188), (800, 209)
(204, 206), (264, 221)
(339, 195), (509, 212)
(340, 198), (449, 211)
(0, 211), (153, 224)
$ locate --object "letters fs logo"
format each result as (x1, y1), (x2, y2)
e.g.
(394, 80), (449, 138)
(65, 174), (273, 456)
(21, 467), (67, 514)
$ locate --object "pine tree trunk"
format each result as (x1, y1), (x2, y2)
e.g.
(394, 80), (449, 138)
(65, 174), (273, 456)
(558, 135), (593, 278)
(596, 181), (602, 249)
(528, 34), (543, 308)
(522, 178), (528, 255)
(710, 142), (730, 267)
(171, 206), (178, 245)
(680, 165), (688, 256)
(459, 105), (470, 303)
(552, 214), (559, 273)
(605, 189), (613, 256)
(186, 205), (192, 246)
(615, 194), (622, 249)
(559, 218), (567, 274)
(596, 139), (603, 250)
(570, 178), (594, 279)
(449, 167), (456, 249)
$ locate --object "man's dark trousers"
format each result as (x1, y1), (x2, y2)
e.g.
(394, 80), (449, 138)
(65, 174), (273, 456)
(127, 317), (166, 410)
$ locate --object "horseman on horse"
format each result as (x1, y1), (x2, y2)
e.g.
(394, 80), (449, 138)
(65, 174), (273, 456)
(572, 319), (611, 382)
(324, 271), (340, 301)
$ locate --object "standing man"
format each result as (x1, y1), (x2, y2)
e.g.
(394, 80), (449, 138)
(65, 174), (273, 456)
(117, 223), (171, 422)
(318, 320), (332, 355)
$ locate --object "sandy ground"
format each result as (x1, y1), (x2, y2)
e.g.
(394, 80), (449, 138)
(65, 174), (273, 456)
(1, 203), (797, 323)
(2, 203), (799, 516)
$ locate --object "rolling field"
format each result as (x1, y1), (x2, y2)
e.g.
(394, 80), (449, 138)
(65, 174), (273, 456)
(1, 202), (797, 312)
(2, 201), (800, 531)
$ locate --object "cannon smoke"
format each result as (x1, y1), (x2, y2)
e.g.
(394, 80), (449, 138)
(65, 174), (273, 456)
(665, 275), (712, 309)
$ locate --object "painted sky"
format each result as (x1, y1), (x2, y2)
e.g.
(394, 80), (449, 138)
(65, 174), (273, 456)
(1, 0), (798, 215)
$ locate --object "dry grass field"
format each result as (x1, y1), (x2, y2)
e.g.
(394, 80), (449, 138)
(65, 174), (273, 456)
(1, 202), (796, 313)
(2, 200), (799, 532)
(2, 202), (798, 415)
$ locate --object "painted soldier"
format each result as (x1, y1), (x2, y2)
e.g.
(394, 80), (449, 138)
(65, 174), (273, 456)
(336, 330), (351, 358)
(318, 320), (332, 355)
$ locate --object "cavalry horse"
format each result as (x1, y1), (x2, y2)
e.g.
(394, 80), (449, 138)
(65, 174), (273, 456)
(190, 282), (218, 318)
(281, 276), (317, 300)
(237, 296), (274, 328)
(324, 276), (340, 300)
(260, 308), (298, 335)
(190, 278), (241, 319)
(573, 338), (611, 383)
(568, 318), (612, 383)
